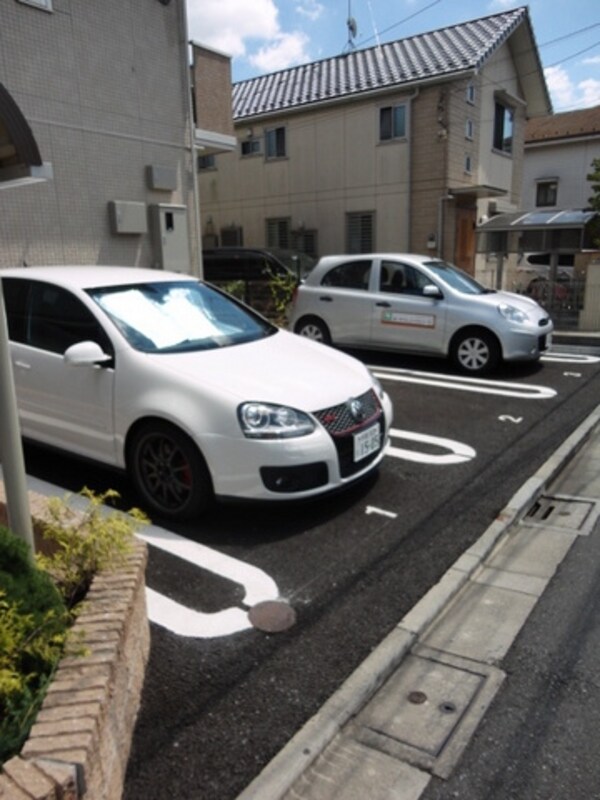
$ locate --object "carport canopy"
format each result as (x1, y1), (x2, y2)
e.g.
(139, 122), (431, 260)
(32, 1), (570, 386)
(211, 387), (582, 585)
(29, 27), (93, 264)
(476, 209), (598, 255)
(0, 81), (52, 189)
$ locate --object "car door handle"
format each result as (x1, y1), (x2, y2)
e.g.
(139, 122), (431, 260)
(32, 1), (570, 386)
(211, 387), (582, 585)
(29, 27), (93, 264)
(376, 301), (391, 308)
(318, 296), (333, 302)
(14, 360), (31, 370)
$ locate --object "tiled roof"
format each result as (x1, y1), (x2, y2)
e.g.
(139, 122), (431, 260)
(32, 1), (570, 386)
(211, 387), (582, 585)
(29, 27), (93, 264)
(525, 105), (600, 143)
(232, 7), (529, 120)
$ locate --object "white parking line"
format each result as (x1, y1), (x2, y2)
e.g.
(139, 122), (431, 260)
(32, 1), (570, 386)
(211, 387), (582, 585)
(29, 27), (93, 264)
(370, 366), (556, 399)
(386, 428), (476, 464)
(542, 352), (600, 363)
(136, 525), (281, 638)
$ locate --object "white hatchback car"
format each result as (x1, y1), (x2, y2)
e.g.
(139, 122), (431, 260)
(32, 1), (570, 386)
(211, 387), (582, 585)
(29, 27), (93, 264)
(290, 254), (554, 374)
(1, 266), (392, 520)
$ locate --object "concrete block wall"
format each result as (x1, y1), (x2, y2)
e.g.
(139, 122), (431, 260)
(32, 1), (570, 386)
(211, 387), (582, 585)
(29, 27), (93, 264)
(0, 488), (150, 800)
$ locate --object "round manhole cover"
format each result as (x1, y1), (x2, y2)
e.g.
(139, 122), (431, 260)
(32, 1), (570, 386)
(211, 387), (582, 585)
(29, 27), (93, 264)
(248, 600), (297, 633)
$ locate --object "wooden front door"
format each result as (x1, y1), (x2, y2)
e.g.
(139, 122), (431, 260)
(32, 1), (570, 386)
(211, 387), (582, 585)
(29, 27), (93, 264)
(454, 207), (477, 274)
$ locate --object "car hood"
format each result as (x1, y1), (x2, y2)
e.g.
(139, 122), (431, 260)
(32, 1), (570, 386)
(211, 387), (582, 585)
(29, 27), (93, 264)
(471, 289), (548, 315)
(148, 329), (375, 410)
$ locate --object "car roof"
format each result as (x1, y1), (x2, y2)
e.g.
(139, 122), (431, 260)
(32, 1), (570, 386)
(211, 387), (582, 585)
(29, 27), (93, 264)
(316, 253), (437, 265)
(0, 265), (197, 290)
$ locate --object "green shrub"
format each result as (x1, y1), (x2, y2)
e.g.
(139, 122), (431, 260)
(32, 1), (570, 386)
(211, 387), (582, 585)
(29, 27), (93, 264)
(0, 525), (65, 627)
(267, 270), (298, 325)
(0, 528), (69, 763)
(0, 488), (147, 764)
(36, 487), (147, 608)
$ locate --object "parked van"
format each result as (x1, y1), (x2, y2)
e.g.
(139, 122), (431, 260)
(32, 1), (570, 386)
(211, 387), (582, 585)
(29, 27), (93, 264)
(202, 247), (315, 283)
(201, 247), (316, 320)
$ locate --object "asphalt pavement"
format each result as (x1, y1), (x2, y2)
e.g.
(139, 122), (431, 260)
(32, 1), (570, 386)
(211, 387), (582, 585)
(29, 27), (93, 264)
(237, 393), (600, 800)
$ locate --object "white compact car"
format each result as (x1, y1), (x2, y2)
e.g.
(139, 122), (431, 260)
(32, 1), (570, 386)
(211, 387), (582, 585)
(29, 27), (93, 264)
(290, 254), (554, 374)
(1, 266), (392, 520)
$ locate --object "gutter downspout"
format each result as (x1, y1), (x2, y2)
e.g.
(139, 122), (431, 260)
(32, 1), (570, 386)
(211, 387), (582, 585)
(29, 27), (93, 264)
(406, 88), (419, 251)
(437, 193), (454, 259)
(180, 8), (203, 278)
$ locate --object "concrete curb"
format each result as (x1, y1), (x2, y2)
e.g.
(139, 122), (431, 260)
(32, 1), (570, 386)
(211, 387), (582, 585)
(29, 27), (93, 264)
(237, 402), (600, 800)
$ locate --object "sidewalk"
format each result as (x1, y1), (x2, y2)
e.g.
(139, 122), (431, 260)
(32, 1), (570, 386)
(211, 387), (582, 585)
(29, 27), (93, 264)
(238, 403), (600, 800)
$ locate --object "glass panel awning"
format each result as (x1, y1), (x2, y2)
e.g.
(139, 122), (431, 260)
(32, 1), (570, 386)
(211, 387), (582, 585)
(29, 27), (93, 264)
(478, 209), (596, 232)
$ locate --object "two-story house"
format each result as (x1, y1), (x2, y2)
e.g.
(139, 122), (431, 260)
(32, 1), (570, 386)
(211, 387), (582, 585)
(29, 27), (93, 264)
(0, 0), (234, 274)
(197, 6), (550, 280)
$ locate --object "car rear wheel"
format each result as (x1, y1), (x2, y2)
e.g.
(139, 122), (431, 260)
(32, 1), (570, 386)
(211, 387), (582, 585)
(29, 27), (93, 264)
(294, 316), (331, 345)
(129, 421), (213, 520)
(451, 328), (500, 375)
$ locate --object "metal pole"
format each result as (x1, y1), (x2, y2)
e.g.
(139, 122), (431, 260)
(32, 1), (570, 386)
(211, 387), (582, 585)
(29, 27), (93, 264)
(0, 279), (34, 556)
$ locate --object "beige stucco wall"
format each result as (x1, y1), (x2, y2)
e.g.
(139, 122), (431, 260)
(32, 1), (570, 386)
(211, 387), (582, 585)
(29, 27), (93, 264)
(199, 40), (527, 270)
(0, 0), (194, 271)
(200, 91), (415, 255)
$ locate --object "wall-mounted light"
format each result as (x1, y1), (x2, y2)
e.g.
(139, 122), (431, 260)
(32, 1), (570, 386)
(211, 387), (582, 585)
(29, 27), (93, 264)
(426, 233), (437, 250)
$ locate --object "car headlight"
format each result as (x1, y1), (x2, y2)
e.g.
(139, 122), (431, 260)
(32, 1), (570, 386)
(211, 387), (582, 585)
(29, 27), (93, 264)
(238, 402), (316, 439)
(498, 303), (529, 324)
(370, 372), (385, 401)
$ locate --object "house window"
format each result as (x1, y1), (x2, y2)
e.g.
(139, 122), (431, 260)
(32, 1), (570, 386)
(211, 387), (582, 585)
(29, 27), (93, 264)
(493, 101), (514, 154)
(266, 217), (291, 249)
(465, 119), (474, 140)
(241, 138), (261, 157)
(265, 127), (286, 159)
(536, 180), (558, 207)
(16, 0), (52, 9)
(464, 154), (472, 174)
(466, 82), (475, 104)
(197, 154), (216, 171)
(380, 105), (407, 141)
(346, 212), (374, 253)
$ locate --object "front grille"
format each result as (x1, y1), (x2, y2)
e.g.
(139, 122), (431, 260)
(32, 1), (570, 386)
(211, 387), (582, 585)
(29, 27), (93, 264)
(539, 333), (549, 351)
(314, 389), (384, 478)
(314, 389), (381, 436)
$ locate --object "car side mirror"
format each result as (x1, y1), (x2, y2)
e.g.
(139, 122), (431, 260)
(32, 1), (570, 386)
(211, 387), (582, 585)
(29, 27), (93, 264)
(423, 284), (443, 299)
(64, 340), (112, 367)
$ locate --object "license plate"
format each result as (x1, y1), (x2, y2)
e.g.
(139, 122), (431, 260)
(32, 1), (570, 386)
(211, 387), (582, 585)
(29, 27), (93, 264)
(353, 424), (380, 462)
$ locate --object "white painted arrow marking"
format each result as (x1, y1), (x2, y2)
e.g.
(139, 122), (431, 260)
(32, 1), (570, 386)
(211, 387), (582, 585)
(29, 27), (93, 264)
(366, 505), (398, 519)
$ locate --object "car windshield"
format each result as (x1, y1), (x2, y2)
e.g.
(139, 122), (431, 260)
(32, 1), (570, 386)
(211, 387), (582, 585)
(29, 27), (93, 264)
(423, 260), (493, 295)
(88, 280), (276, 353)
(269, 249), (317, 279)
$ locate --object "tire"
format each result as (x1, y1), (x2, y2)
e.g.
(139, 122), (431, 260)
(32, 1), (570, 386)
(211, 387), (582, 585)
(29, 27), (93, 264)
(294, 316), (331, 345)
(129, 421), (213, 520)
(450, 328), (500, 375)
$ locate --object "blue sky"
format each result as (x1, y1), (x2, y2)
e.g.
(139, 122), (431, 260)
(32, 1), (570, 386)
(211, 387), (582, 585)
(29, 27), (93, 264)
(187, 0), (600, 112)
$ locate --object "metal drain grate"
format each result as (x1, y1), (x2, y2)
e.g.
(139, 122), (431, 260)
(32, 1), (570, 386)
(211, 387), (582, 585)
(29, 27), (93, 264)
(525, 495), (596, 533)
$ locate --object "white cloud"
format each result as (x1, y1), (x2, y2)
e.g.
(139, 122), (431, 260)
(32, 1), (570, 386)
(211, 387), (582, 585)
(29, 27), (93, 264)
(187, 0), (280, 57)
(583, 56), (600, 66)
(187, 0), (313, 74)
(249, 31), (311, 73)
(295, 0), (324, 22)
(545, 65), (600, 111)
(579, 78), (600, 108)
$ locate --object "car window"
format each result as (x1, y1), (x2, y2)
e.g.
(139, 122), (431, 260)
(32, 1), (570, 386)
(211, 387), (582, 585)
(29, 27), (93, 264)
(380, 262), (432, 295)
(4, 278), (113, 355)
(2, 278), (29, 343)
(423, 260), (489, 295)
(88, 280), (276, 353)
(321, 260), (372, 290)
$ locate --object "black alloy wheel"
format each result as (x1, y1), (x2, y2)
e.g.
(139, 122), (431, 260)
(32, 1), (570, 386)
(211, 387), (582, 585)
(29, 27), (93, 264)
(129, 421), (213, 520)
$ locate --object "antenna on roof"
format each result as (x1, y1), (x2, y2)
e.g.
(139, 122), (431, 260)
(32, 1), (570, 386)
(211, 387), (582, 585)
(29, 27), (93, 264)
(344, 0), (357, 52)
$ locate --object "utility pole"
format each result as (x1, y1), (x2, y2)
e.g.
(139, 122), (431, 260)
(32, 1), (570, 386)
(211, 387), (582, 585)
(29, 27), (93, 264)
(0, 279), (34, 558)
